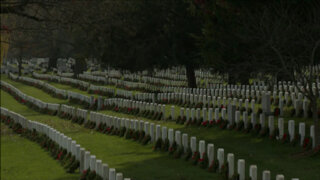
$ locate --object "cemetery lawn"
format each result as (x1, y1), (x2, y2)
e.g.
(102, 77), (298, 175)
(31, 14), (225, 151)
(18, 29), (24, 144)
(1, 123), (79, 180)
(2, 78), (320, 180)
(1, 90), (220, 180)
(29, 74), (316, 126)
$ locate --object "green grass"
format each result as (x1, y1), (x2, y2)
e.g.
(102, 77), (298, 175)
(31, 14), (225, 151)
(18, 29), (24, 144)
(2, 77), (320, 180)
(1, 90), (220, 180)
(32, 74), (315, 126)
(1, 123), (79, 180)
(2, 77), (68, 105)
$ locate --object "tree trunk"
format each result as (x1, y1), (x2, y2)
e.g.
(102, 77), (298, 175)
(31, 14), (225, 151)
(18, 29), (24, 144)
(312, 99), (320, 147)
(228, 73), (236, 84)
(239, 72), (250, 85)
(186, 64), (197, 88)
(73, 58), (87, 78)
(48, 57), (57, 70)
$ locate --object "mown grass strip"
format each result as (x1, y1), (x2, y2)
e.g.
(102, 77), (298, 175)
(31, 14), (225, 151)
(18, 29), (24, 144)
(1, 123), (79, 180)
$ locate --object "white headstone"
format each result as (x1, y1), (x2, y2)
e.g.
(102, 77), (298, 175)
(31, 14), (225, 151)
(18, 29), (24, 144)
(249, 165), (257, 180)
(262, 170), (271, 180)
(276, 174), (284, 180)
(199, 140), (205, 158)
(109, 168), (116, 180)
(217, 148), (224, 171)
(238, 159), (245, 180)
(207, 144), (214, 167)
(227, 153), (234, 178)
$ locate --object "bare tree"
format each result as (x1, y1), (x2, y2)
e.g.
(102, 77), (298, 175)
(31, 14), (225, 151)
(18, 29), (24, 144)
(238, 0), (320, 148)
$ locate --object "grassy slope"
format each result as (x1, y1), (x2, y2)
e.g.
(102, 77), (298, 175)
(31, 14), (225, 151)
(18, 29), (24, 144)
(1, 90), (219, 180)
(2, 77), (320, 180)
(1, 123), (79, 180)
(39, 75), (315, 126)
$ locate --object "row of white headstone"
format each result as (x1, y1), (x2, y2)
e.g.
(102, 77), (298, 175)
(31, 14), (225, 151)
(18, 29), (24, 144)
(67, 91), (91, 105)
(141, 75), (187, 87)
(10, 62), (320, 94)
(79, 73), (107, 83)
(99, 94), (316, 149)
(11, 74), (114, 113)
(32, 72), (308, 119)
(34, 72), (116, 98)
(3, 78), (303, 180)
(73, 107), (300, 180)
(0, 107), (130, 180)
(175, 105), (316, 148)
(32, 72), (61, 82)
(104, 98), (166, 119)
(4, 77), (316, 149)
(96, 95), (315, 149)
(80, 69), (320, 109)
(121, 72), (188, 87)
(61, 77), (90, 88)
(57, 72), (74, 77)
(1, 80), (49, 111)
(81, 71), (265, 93)
(17, 75), (68, 98)
(77, 72), (317, 111)
(158, 92), (312, 118)
(9, 73), (97, 108)
(60, 104), (87, 119)
(89, 84), (115, 95)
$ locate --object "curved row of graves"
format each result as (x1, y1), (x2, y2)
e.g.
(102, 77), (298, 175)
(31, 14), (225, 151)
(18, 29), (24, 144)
(1, 78), (304, 180)
(11, 73), (317, 150)
(0, 107), (129, 180)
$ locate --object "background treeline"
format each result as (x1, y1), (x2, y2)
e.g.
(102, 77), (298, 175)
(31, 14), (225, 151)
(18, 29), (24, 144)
(1, 0), (320, 86)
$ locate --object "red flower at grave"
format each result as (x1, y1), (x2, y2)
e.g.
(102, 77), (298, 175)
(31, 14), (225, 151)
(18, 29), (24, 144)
(198, 158), (204, 162)
(209, 160), (215, 168)
(303, 137), (310, 148)
(57, 150), (63, 160)
(128, 108), (132, 112)
(221, 105), (225, 109)
(192, 152), (198, 159)
(216, 119), (221, 124)
(115, 107), (119, 112)
(201, 121), (208, 126)
(209, 120), (214, 125)
(82, 170), (88, 175)
(282, 133), (287, 140)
